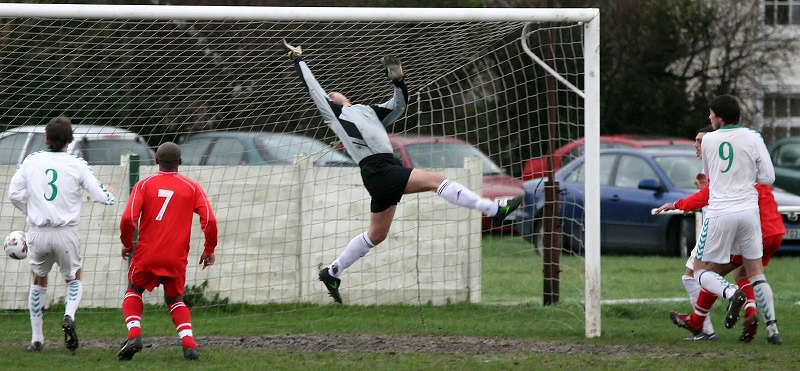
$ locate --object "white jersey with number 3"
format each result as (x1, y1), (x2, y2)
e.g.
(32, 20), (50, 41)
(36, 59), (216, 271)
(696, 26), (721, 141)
(8, 151), (115, 228)
(701, 126), (774, 217)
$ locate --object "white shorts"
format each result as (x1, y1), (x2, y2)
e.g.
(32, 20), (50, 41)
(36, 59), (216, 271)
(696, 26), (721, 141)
(685, 246), (697, 270)
(26, 226), (82, 280)
(695, 208), (762, 264)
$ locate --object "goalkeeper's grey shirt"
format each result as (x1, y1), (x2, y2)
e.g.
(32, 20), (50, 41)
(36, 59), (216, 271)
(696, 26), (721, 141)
(294, 59), (408, 164)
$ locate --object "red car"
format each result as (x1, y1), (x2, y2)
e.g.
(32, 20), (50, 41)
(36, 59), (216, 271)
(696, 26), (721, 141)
(521, 135), (694, 180)
(388, 134), (523, 232)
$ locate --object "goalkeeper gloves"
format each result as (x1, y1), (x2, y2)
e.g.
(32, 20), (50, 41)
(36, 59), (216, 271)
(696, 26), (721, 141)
(283, 39), (303, 60)
(381, 56), (404, 81)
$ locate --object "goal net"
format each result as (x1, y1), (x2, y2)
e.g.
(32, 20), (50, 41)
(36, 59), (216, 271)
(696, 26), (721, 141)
(0, 4), (600, 337)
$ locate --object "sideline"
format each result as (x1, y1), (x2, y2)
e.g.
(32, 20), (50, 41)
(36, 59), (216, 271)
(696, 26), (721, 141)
(601, 298), (686, 305)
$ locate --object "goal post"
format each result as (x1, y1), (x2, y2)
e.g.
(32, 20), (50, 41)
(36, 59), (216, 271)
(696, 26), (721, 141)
(0, 4), (601, 338)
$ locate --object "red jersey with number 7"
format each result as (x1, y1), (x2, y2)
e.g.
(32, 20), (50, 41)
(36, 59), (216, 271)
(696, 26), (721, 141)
(120, 171), (218, 277)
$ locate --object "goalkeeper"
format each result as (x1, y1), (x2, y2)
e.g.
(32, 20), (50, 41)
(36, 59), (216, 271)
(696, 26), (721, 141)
(285, 40), (522, 304)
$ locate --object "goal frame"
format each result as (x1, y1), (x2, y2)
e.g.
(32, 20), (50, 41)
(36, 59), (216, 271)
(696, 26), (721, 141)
(0, 3), (601, 338)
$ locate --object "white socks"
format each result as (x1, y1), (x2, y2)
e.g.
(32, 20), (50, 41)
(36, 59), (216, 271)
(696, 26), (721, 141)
(437, 179), (497, 216)
(696, 269), (737, 299)
(29, 285), (47, 343)
(682, 274), (714, 334)
(65, 280), (83, 320)
(750, 274), (777, 327)
(329, 232), (375, 278)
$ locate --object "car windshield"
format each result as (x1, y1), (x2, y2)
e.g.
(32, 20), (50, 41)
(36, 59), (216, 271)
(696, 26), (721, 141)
(403, 142), (504, 175)
(0, 133), (29, 164)
(258, 135), (354, 166)
(773, 142), (800, 167)
(642, 144), (695, 152)
(653, 154), (702, 191)
(78, 139), (154, 165)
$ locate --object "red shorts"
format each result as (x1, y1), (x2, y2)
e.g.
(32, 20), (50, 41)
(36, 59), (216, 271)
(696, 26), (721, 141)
(730, 234), (782, 267)
(128, 265), (186, 297)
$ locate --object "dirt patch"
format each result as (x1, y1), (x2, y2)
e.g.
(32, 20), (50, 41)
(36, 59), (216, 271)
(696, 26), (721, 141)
(70, 333), (684, 357)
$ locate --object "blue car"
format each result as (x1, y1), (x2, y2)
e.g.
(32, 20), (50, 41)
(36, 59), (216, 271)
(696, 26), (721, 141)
(517, 148), (800, 255)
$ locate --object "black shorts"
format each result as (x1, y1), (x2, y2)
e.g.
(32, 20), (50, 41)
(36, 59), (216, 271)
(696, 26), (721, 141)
(359, 153), (412, 213)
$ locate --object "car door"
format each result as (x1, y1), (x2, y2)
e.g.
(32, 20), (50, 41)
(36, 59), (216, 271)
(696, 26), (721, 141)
(555, 154), (616, 250)
(205, 138), (247, 165)
(602, 153), (665, 250)
(770, 141), (800, 195)
(181, 136), (215, 165)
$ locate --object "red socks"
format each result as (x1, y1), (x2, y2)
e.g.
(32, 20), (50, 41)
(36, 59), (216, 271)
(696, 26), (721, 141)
(122, 290), (143, 339)
(169, 301), (196, 350)
(738, 278), (758, 318)
(124, 292), (197, 349)
(690, 288), (718, 327)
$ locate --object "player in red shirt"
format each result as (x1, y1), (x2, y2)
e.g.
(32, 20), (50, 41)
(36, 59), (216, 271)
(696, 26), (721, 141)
(117, 142), (218, 361)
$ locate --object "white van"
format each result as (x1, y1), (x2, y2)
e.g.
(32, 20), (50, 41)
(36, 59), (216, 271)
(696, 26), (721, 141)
(0, 125), (155, 165)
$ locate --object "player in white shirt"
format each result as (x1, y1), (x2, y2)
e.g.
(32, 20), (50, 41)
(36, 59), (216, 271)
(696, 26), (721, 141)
(8, 116), (116, 353)
(668, 95), (781, 344)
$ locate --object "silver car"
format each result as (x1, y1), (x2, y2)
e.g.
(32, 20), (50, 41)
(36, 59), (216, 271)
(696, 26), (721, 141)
(0, 125), (154, 165)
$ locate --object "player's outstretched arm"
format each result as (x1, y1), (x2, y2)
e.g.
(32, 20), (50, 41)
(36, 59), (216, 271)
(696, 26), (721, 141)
(285, 40), (343, 126)
(654, 202), (676, 214)
(375, 56), (408, 126)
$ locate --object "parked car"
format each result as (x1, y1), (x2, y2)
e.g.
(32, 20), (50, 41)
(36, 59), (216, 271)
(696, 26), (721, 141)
(387, 134), (523, 231)
(0, 125), (155, 165)
(180, 131), (355, 166)
(521, 135), (694, 180)
(768, 136), (800, 195)
(517, 147), (800, 255)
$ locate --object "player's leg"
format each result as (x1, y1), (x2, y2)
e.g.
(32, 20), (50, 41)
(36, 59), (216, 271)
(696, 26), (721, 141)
(673, 216), (741, 335)
(122, 283), (146, 340)
(732, 209), (780, 343)
(328, 209), (391, 277)
(692, 215), (741, 303)
(320, 206), (395, 304)
(679, 266), (715, 339)
(754, 233), (782, 344)
(119, 271), (150, 360)
(406, 169), (521, 225)
(55, 227), (83, 352)
(164, 276), (199, 360)
(733, 264), (758, 342)
(680, 247), (715, 339)
(27, 273), (48, 352)
(25, 231), (52, 352)
(62, 272), (81, 353)
(742, 258), (781, 344)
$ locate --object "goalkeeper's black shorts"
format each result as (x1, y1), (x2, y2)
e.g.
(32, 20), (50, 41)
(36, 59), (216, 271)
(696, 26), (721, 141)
(359, 153), (412, 213)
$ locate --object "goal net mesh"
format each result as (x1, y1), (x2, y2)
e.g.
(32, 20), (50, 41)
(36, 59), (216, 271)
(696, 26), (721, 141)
(0, 7), (591, 338)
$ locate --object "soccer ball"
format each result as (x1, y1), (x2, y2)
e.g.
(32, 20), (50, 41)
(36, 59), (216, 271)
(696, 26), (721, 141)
(4, 230), (27, 260)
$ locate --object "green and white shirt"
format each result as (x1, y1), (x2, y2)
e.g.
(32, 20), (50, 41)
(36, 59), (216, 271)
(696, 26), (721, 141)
(701, 126), (774, 217)
(9, 150), (115, 228)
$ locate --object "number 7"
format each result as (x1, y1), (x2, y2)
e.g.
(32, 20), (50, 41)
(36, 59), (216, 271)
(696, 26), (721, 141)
(156, 189), (174, 220)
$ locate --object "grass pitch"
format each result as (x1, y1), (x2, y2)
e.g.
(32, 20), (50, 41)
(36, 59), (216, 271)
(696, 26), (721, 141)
(1, 235), (798, 369)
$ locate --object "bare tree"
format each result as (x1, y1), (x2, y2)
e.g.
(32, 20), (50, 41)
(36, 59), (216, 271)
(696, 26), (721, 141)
(670, 0), (796, 130)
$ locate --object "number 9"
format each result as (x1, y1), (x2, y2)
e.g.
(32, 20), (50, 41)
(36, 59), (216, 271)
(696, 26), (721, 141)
(719, 142), (733, 173)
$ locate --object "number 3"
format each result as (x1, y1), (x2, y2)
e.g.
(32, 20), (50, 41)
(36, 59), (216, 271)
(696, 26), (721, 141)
(718, 142), (733, 173)
(44, 168), (58, 201)
(156, 189), (174, 220)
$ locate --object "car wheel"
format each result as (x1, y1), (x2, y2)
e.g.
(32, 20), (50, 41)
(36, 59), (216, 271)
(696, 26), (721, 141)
(535, 215), (579, 255)
(667, 216), (695, 256)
